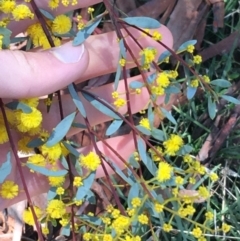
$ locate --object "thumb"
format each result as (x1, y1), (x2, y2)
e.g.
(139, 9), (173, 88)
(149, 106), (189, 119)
(0, 41), (88, 99)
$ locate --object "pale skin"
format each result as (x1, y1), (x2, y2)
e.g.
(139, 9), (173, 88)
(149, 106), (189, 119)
(0, 0), (173, 210)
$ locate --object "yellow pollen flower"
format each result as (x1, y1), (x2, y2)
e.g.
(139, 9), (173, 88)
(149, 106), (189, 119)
(12, 4), (34, 21)
(152, 31), (162, 41)
(79, 151), (101, 171)
(0, 0), (16, 13)
(48, 176), (65, 187)
(190, 79), (199, 88)
(163, 223), (172, 232)
(46, 199), (66, 219)
(22, 206), (42, 226)
(0, 181), (19, 199)
(163, 134), (184, 156)
(192, 227), (202, 238)
(187, 45), (195, 53)
(113, 98), (126, 109)
(193, 55), (202, 64)
(139, 118), (151, 130)
(157, 162), (173, 182)
(52, 15), (72, 34)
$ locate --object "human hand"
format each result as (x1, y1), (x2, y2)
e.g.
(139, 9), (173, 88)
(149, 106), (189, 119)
(0, 0), (173, 210)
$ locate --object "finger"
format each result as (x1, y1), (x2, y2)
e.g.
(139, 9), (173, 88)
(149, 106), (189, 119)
(8, 0), (102, 36)
(0, 25), (172, 99)
(0, 134), (135, 210)
(0, 41), (88, 98)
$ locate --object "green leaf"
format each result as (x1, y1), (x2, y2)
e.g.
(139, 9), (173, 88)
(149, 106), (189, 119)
(177, 40), (197, 53)
(76, 172), (96, 200)
(27, 138), (44, 148)
(85, 190), (96, 204)
(158, 50), (171, 63)
(210, 79), (232, 88)
(0, 27), (11, 49)
(145, 154), (158, 176)
(0, 152), (12, 183)
(73, 17), (102, 46)
(114, 62), (122, 91)
(187, 86), (197, 100)
(160, 107), (177, 125)
(119, 38), (126, 58)
(60, 155), (69, 170)
(165, 86), (181, 94)
(151, 128), (164, 141)
(63, 141), (79, 157)
(208, 95), (216, 119)
(136, 125), (151, 136)
(177, 145), (193, 155)
(128, 154), (140, 169)
(5, 101), (32, 113)
(147, 73), (156, 84)
(47, 187), (57, 200)
(123, 17), (161, 29)
(129, 81), (144, 89)
(60, 223), (70, 236)
(222, 95), (240, 104)
(10, 36), (28, 44)
(128, 182), (140, 207)
(81, 214), (102, 225)
(137, 137), (147, 164)
(106, 119), (123, 136)
(68, 84), (86, 118)
(137, 138), (157, 176)
(39, 8), (55, 20)
(46, 112), (76, 147)
(72, 122), (86, 129)
(81, 90), (120, 119)
(111, 161), (134, 186)
(26, 164), (68, 176)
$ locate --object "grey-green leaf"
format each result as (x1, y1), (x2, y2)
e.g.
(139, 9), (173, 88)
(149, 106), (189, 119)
(73, 17), (102, 46)
(210, 79), (232, 88)
(123, 17), (161, 29)
(46, 112), (76, 147)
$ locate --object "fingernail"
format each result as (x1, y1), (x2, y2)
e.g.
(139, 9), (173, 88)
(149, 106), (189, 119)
(50, 41), (85, 63)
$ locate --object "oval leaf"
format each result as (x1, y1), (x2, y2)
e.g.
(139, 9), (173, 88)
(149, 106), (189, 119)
(76, 172), (95, 200)
(158, 50), (171, 63)
(151, 128), (164, 141)
(5, 101), (32, 113)
(26, 163), (68, 176)
(73, 17), (102, 46)
(119, 38), (126, 58)
(81, 90), (120, 119)
(0, 152), (12, 183)
(160, 107), (177, 125)
(221, 95), (240, 104)
(128, 182), (140, 207)
(27, 138), (45, 148)
(46, 112), (76, 147)
(210, 79), (232, 88)
(129, 81), (144, 89)
(106, 119), (123, 136)
(208, 95), (216, 120)
(123, 17), (161, 29)
(187, 86), (197, 100)
(68, 84), (86, 118)
(114, 62), (122, 90)
(136, 125), (151, 136)
(177, 40), (197, 53)
(39, 8), (54, 20)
